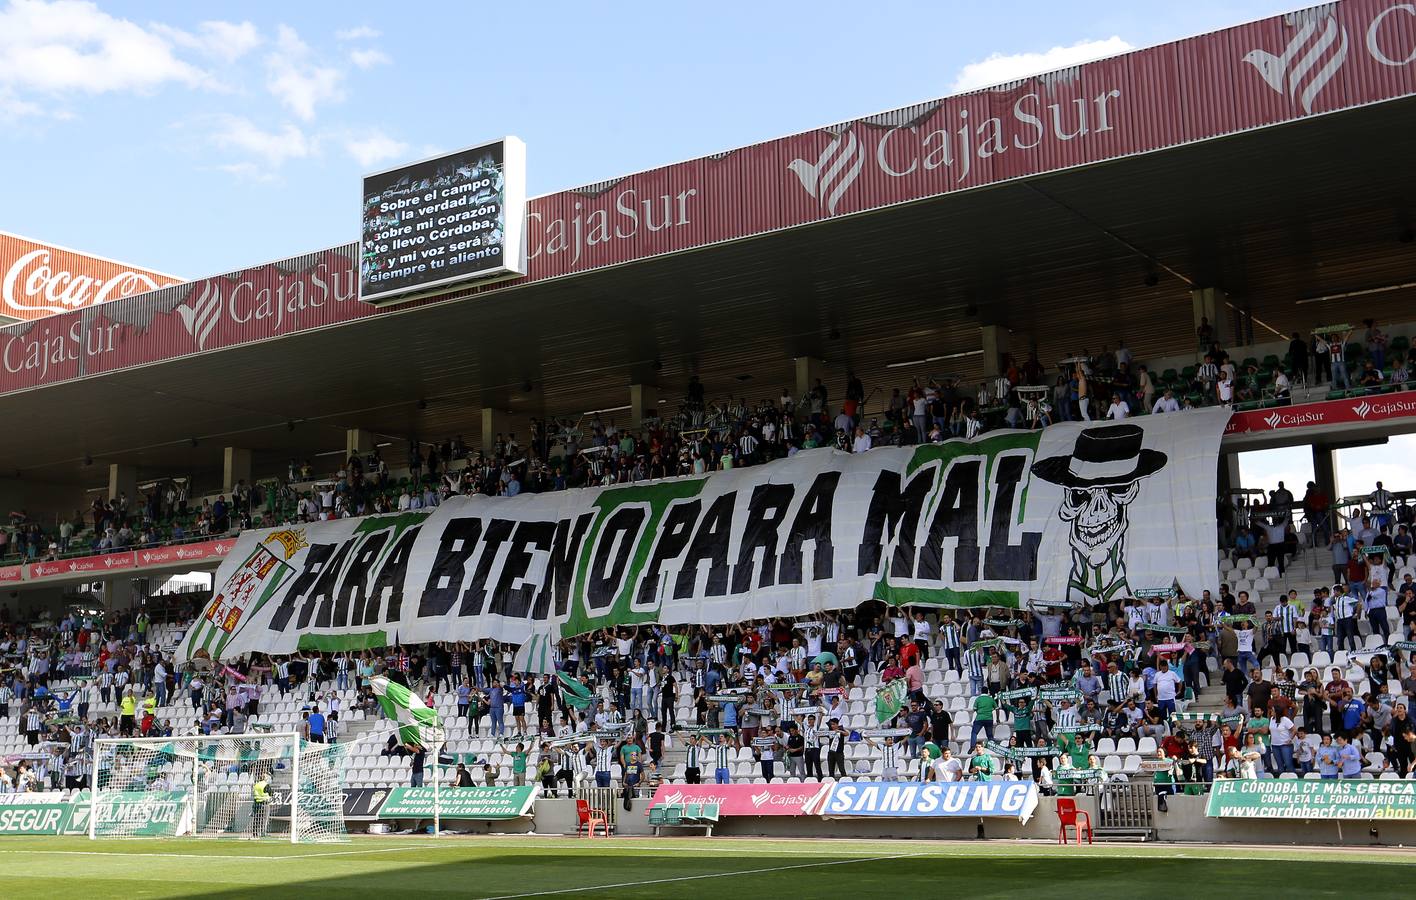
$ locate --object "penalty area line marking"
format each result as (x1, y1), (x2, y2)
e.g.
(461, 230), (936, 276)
(477, 852), (924, 899)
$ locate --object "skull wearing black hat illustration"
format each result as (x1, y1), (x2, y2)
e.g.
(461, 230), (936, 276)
(1030, 424), (1168, 605)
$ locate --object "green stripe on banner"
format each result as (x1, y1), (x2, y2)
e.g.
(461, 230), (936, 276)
(873, 585), (1022, 609)
(298, 631), (390, 652)
(894, 430), (1043, 610)
(562, 479), (707, 636)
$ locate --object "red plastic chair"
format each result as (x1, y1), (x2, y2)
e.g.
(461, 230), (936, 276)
(1056, 798), (1092, 845)
(576, 799), (609, 838)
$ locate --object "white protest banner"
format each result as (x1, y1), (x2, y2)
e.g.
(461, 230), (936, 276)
(179, 411), (1225, 662)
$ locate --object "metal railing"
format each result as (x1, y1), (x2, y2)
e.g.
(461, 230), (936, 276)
(1097, 780), (1156, 831)
(574, 786), (624, 831)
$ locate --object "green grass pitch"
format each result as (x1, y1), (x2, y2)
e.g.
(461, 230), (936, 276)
(0, 836), (1410, 898)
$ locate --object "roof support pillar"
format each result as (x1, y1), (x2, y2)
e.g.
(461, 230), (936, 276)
(481, 408), (507, 457)
(222, 446), (251, 495)
(980, 325), (1011, 381)
(104, 578), (137, 614)
(1218, 450), (1242, 495)
(629, 384), (659, 429)
(1312, 444), (1339, 532)
(794, 357), (824, 405)
(107, 463), (136, 504)
(1191, 287), (1229, 362)
(345, 429), (374, 462)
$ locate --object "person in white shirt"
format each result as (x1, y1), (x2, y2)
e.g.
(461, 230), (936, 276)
(911, 612), (933, 658)
(1153, 390), (1181, 414)
(935, 748), (965, 782)
(1272, 369), (1291, 400)
(1106, 397), (1130, 420)
(1152, 660), (1184, 716)
(802, 626), (823, 658)
(852, 427), (872, 453)
(1269, 714), (1296, 773)
(1217, 375), (1234, 404)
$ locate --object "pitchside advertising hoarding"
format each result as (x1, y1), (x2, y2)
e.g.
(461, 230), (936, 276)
(1207, 779), (1416, 819)
(645, 781), (1038, 821)
(359, 137), (527, 304)
(376, 786), (536, 819)
(648, 783), (831, 816)
(177, 412), (1225, 663)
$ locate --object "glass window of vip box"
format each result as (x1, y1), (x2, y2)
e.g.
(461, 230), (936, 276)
(359, 137), (526, 305)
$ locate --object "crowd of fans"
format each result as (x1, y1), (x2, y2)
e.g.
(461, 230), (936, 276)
(9, 572), (1412, 802)
(0, 602), (198, 793)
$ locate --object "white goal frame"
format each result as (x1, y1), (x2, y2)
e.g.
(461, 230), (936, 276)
(88, 732), (345, 844)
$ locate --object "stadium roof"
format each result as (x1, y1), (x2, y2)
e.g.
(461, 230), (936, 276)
(5, 0), (1416, 488)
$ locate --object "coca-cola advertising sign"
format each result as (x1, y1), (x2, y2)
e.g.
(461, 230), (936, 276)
(646, 783), (830, 816)
(1225, 392), (1416, 434)
(1, 232), (180, 322)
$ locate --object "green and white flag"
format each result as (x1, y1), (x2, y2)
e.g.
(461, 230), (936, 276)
(558, 671), (594, 710)
(876, 677), (909, 724)
(513, 630), (557, 676)
(371, 675), (444, 749)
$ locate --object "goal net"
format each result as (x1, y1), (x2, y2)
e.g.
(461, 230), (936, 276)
(90, 733), (351, 843)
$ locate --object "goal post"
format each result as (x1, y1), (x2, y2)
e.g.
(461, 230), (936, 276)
(89, 733), (351, 843)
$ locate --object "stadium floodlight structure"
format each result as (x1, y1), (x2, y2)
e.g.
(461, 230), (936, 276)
(89, 733), (350, 843)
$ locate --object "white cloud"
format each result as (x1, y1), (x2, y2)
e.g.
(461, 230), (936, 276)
(0, 0), (207, 96)
(335, 26), (380, 41)
(264, 24), (343, 121)
(153, 20), (261, 64)
(0, 86), (44, 119)
(213, 161), (277, 183)
(345, 131), (409, 168)
(950, 36), (1133, 93)
(349, 48), (390, 70)
(207, 114), (315, 168)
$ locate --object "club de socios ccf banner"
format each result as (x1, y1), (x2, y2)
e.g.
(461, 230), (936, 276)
(179, 410), (1225, 662)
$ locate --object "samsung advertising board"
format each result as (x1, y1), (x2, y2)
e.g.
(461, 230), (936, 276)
(359, 136), (526, 304)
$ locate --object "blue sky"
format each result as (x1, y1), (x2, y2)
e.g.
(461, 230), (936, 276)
(1, 0), (1298, 278)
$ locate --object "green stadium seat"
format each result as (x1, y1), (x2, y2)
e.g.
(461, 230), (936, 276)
(648, 805), (683, 827)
